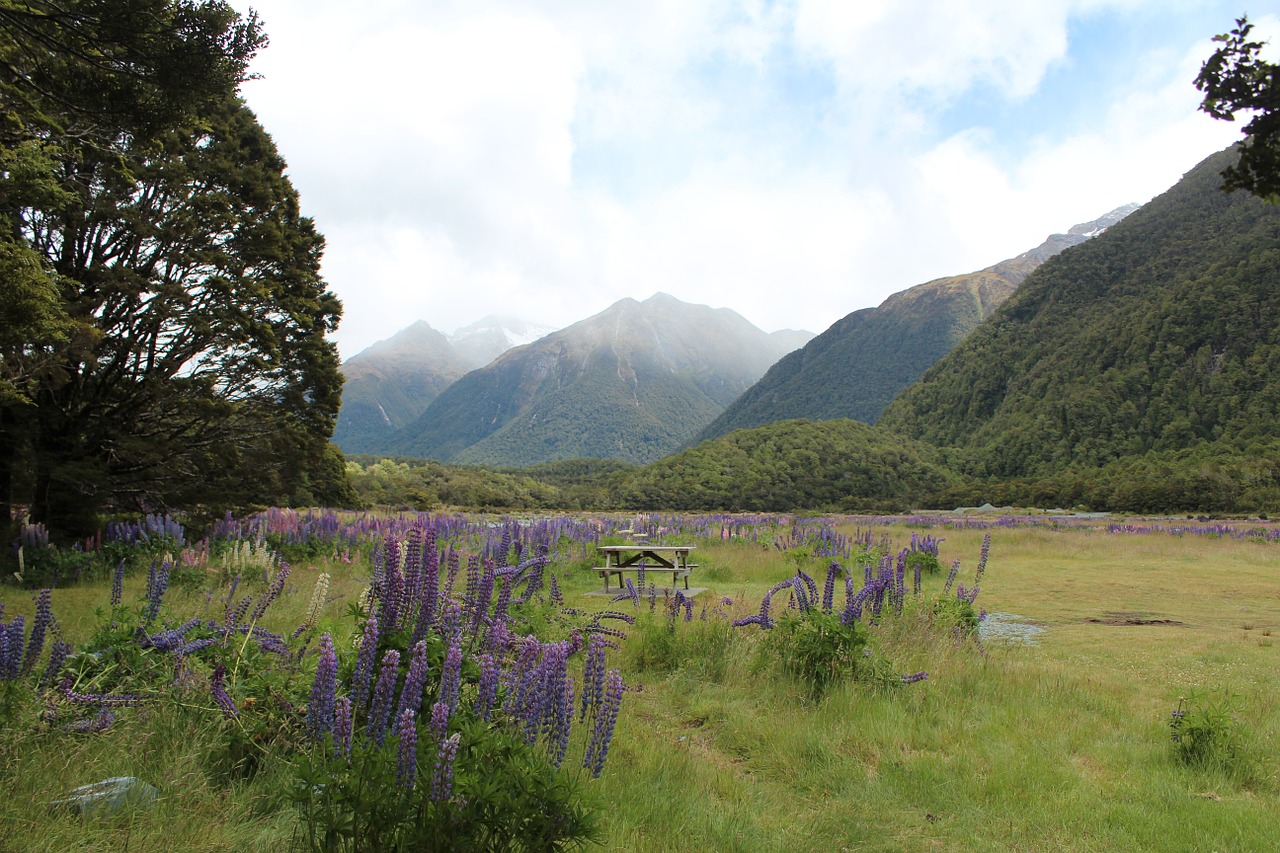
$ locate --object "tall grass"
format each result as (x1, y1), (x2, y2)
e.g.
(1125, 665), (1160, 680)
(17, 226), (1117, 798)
(1, 515), (1277, 850)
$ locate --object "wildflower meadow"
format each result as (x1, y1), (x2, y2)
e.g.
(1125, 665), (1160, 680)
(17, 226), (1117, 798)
(1, 510), (1277, 850)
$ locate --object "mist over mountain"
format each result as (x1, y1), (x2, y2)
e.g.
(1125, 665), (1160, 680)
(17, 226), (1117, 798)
(393, 293), (814, 466)
(333, 316), (556, 454)
(696, 203), (1139, 443)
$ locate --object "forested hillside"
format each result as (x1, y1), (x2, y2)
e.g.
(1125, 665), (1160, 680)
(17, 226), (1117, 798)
(613, 419), (958, 512)
(698, 205), (1136, 442)
(879, 145), (1280, 492)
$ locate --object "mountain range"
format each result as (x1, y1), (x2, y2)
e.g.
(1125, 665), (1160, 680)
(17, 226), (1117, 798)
(696, 203), (1139, 442)
(333, 316), (556, 454)
(392, 294), (814, 466)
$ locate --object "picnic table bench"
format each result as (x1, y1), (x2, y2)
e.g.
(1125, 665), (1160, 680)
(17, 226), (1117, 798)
(593, 545), (697, 592)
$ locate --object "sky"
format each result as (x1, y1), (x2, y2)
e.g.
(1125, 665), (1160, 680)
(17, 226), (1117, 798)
(227, 0), (1278, 360)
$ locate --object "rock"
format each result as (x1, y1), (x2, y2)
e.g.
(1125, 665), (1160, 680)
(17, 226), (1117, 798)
(52, 777), (158, 816)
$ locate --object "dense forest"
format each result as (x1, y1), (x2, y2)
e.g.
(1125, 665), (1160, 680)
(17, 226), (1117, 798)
(879, 147), (1280, 485)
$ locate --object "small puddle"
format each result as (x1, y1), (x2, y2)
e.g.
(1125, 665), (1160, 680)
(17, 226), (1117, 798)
(1086, 611), (1183, 626)
(979, 611), (1045, 645)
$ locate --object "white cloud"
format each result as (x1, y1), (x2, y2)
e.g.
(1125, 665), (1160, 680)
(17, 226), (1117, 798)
(231, 0), (1260, 358)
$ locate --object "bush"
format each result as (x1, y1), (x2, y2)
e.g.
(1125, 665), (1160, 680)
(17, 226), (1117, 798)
(1169, 693), (1242, 771)
(765, 609), (870, 694)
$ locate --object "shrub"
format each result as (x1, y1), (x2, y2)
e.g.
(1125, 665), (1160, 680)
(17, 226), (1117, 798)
(1169, 693), (1242, 771)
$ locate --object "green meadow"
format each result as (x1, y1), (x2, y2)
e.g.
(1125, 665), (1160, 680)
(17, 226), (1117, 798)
(1, 516), (1276, 852)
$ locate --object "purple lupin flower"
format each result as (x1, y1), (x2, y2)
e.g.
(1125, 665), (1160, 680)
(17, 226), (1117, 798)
(110, 559), (125, 607)
(975, 533), (991, 586)
(333, 696), (354, 760)
(377, 560), (403, 642)
(797, 569), (818, 605)
(396, 708), (418, 790)
(551, 675), (574, 768)
(351, 613), (380, 710)
(307, 633), (339, 741)
(175, 637), (216, 656)
(61, 679), (145, 707)
(431, 732), (461, 802)
(2, 616), (25, 679)
(901, 672), (929, 685)
(822, 561), (840, 613)
(65, 708), (116, 734)
(468, 565), (495, 634)
(439, 602), (462, 647)
(548, 573), (563, 606)
(223, 573), (241, 614)
(520, 640), (568, 744)
(142, 618), (202, 651)
(842, 584), (872, 625)
(790, 578), (811, 614)
(144, 560), (171, 625)
(504, 635), (541, 717)
(476, 653), (500, 722)
(429, 700), (450, 743)
(249, 563), (291, 624)
(225, 595), (252, 629)
(22, 589), (54, 675)
(439, 637), (463, 713)
(39, 639), (72, 691)
(584, 669), (624, 778)
(211, 664), (237, 717)
(365, 649), (402, 746)
(397, 639), (431, 722)
(943, 559), (960, 595)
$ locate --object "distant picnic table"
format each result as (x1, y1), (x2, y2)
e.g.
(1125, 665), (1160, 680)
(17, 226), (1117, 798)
(593, 545), (696, 592)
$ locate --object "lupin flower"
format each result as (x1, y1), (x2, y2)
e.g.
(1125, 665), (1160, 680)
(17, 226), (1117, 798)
(943, 559), (960, 595)
(366, 649), (402, 746)
(822, 561), (840, 613)
(2, 616), (26, 680)
(429, 700), (450, 743)
(144, 560), (171, 625)
(248, 563), (291, 624)
(307, 632), (338, 741)
(548, 573), (563, 606)
(431, 732), (461, 802)
(901, 672), (929, 685)
(439, 638), (463, 714)
(584, 669), (624, 778)
(211, 664), (237, 717)
(476, 653), (500, 722)
(64, 708), (116, 734)
(350, 613), (380, 710)
(39, 639), (72, 691)
(110, 559), (125, 607)
(396, 709), (418, 790)
(975, 533), (991, 586)
(225, 596), (252, 629)
(175, 637), (216, 656)
(333, 696), (354, 760)
(142, 618), (202, 651)
(397, 640), (431, 722)
(22, 588), (54, 675)
(61, 680), (145, 707)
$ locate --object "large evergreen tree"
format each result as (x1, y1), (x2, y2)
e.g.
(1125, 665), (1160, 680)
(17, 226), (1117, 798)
(0, 1), (343, 537)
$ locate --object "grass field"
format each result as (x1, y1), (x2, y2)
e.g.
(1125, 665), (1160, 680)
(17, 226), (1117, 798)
(1, 515), (1276, 851)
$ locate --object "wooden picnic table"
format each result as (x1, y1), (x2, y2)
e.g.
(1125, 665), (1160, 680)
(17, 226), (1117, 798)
(594, 544), (697, 592)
